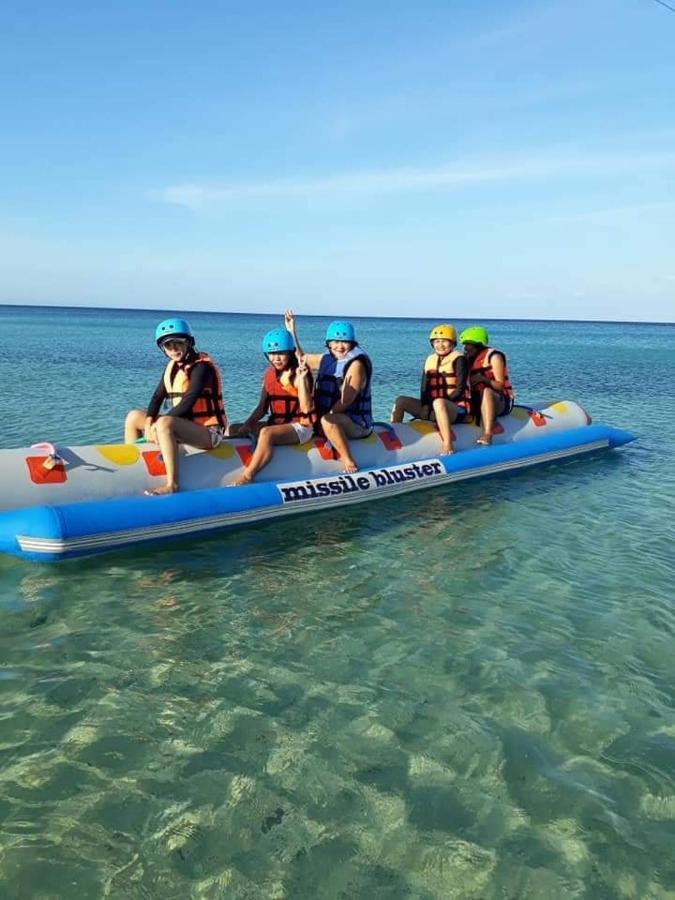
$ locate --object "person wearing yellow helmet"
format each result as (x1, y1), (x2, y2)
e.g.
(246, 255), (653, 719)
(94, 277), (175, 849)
(459, 326), (514, 445)
(390, 324), (470, 455)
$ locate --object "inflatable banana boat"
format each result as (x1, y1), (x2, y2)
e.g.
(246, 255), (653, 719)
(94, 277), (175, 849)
(0, 401), (634, 562)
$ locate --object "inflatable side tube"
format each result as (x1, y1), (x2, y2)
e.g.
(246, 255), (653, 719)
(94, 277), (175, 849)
(0, 424), (634, 562)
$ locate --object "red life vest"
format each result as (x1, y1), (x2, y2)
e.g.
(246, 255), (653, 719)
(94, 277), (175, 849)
(421, 351), (471, 411)
(163, 352), (227, 428)
(263, 365), (315, 427)
(469, 348), (514, 400)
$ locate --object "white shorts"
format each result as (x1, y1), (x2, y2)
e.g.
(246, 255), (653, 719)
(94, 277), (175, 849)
(207, 426), (226, 448)
(291, 422), (314, 444)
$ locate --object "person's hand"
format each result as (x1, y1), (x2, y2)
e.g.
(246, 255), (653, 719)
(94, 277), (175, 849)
(297, 353), (309, 376)
(470, 372), (487, 387)
(284, 309), (295, 332)
(144, 418), (157, 442)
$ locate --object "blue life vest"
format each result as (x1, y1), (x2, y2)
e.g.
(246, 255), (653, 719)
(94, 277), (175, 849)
(315, 347), (373, 429)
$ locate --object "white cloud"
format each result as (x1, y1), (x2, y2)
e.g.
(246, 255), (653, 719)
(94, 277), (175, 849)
(158, 150), (675, 211)
(547, 200), (675, 225)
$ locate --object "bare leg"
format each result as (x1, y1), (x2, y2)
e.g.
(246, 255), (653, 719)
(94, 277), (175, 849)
(478, 390), (498, 444)
(145, 417), (214, 495)
(391, 396), (426, 423)
(432, 398), (460, 454)
(228, 421), (265, 438)
(124, 409), (147, 443)
(231, 424), (299, 485)
(321, 414), (364, 473)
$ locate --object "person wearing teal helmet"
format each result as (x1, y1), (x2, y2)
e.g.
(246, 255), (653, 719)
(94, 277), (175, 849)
(284, 309), (373, 474)
(123, 318), (228, 494)
(154, 317), (193, 345)
(228, 327), (314, 485)
(459, 326), (515, 445)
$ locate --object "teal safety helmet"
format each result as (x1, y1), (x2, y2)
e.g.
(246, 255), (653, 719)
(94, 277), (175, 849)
(262, 328), (295, 355)
(155, 317), (193, 347)
(325, 320), (356, 344)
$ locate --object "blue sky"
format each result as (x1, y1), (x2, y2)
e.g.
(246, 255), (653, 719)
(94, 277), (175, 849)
(1, 0), (674, 321)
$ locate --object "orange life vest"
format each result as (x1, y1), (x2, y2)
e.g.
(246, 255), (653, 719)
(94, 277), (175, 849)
(263, 365), (316, 427)
(469, 348), (514, 400)
(163, 352), (227, 428)
(422, 350), (471, 411)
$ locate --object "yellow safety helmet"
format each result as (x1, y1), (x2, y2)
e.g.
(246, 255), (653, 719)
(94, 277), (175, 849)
(428, 324), (457, 344)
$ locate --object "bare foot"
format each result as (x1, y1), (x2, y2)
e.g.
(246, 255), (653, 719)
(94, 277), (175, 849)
(440, 443), (455, 456)
(144, 483), (178, 496)
(342, 460), (358, 474)
(476, 434), (492, 446)
(230, 472), (253, 487)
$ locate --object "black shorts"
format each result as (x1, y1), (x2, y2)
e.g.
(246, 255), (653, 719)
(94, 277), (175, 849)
(495, 395), (514, 417)
(427, 404), (468, 422)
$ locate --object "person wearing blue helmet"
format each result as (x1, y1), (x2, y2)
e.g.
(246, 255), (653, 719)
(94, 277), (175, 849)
(284, 310), (373, 474)
(124, 317), (227, 494)
(229, 327), (314, 485)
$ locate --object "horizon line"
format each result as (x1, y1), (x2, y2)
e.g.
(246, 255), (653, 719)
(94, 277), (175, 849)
(0, 301), (673, 327)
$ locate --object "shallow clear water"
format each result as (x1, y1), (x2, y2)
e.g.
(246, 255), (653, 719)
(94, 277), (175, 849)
(1, 306), (674, 898)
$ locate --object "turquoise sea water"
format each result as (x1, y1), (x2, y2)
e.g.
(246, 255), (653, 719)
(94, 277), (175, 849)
(1, 305), (674, 899)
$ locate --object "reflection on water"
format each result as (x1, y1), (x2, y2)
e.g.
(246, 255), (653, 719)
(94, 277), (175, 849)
(1, 312), (675, 897)
(1, 461), (675, 899)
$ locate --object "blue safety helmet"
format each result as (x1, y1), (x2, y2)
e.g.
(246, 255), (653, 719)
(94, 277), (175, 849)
(325, 320), (356, 344)
(155, 317), (193, 347)
(262, 328), (295, 355)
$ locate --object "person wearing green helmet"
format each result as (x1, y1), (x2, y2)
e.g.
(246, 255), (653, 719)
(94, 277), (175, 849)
(124, 318), (228, 494)
(459, 326), (514, 445)
(284, 309), (373, 474)
(229, 327), (315, 485)
(390, 324), (470, 455)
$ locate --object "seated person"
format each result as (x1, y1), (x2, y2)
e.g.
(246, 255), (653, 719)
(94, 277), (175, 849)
(391, 324), (469, 455)
(229, 328), (314, 485)
(284, 310), (372, 474)
(459, 326), (514, 445)
(124, 318), (227, 494)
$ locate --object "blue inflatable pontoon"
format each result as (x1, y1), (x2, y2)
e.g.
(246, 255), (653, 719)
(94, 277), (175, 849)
(0, 401), (634, 561)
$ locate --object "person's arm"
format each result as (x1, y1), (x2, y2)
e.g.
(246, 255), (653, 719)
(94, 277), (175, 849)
(482, 352), (507, 393)
(295, 356), (313, 414)
(469, 352), (506, 392)
(164, 362), (209, 418)
(241, 386), (269, 429)
(284, 309), (324, 370)
(419, 364), (429, 404)
(146, 376), (167, 421)
(447, 355), (468, 403)
(332, 359), (366, 413)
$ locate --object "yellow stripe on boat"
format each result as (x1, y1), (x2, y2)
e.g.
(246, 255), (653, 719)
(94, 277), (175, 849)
(96, 445), (140, 465)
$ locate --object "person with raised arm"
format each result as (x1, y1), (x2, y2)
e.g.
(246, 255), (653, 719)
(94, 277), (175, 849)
(284, 310), (373, 474)
(229, 328), (315, 485)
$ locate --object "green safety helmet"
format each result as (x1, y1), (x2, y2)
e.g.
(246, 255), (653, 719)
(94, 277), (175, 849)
(459, 326), (489, 346)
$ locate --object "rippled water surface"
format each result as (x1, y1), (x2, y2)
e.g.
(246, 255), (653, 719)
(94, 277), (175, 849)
(1, 306), (674, 899)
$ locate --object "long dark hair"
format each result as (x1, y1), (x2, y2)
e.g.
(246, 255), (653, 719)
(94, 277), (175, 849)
(268, 350), (299, 373)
